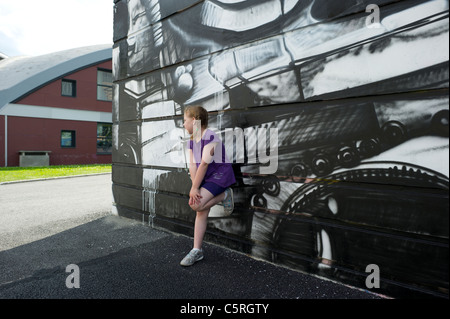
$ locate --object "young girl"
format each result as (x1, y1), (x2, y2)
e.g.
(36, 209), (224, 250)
(180, 105), (236, 266)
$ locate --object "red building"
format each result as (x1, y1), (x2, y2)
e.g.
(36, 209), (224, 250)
(0, 45), (112, 167)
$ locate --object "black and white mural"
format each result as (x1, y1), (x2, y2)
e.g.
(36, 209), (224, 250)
(112, 0), (449, 298)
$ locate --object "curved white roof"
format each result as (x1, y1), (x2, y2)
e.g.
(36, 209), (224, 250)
(0, 44), (112, 110)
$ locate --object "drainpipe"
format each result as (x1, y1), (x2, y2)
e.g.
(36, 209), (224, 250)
(4, 115), (7, 167)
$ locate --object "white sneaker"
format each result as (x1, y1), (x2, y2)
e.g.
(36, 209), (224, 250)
(222, 188), (234, 214)
(180, 249), (204, 266)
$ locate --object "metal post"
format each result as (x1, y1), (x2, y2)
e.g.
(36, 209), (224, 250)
(4, 115), (7, 167)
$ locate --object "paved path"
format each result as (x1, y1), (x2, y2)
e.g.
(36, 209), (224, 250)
(0, 174), (112, 251)
(0, 174), (384, 305)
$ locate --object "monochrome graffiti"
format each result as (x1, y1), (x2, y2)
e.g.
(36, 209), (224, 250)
(112, 0), (449, 298)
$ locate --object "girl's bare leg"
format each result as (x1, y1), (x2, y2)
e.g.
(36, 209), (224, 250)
(193, 209), (209, 249)
(191, 189), (226, 249)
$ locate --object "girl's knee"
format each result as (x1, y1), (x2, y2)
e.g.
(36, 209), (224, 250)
(196, 208), (209, 216)
(190, 202), (205, 212)
(190, 203), (199, 211)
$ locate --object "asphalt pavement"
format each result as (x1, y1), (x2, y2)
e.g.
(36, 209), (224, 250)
(0, 174), (385, 305)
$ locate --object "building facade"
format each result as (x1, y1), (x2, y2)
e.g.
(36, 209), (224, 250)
(0, 45), (113, 167)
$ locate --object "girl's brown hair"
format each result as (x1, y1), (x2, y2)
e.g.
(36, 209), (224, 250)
(184, 105), (208, 128)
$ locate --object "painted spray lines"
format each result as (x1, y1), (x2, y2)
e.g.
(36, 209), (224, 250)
(166, 2), (382, 173)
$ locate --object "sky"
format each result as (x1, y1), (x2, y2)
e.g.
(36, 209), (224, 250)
(0, 0), (113, 57)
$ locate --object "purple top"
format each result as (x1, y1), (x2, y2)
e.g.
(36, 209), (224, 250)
(187, 129), (236, 188)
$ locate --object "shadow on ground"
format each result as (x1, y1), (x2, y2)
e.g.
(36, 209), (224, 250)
(0, 215), (382, 299)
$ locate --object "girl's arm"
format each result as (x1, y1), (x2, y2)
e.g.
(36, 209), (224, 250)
(188, 149), (198, 206)
(188, 149), (197, 182)
(190, 143), (217, 204)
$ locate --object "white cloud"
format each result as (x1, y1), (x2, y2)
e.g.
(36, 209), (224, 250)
(0, 0), (113, 57)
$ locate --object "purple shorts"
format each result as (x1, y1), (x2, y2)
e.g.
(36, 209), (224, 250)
(200, 181), (227, 197)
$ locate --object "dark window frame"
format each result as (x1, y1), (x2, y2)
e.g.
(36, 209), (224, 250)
(61, 79), (77, 97)
(97, 68), (112, 102)
(61, 130), (76, 148)
(96, 122), (112, 155)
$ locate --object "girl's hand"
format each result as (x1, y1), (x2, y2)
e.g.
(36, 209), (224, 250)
(189, 187), (202, 205)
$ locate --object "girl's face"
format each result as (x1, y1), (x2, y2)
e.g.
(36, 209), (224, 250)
(183, 113), (195, 134)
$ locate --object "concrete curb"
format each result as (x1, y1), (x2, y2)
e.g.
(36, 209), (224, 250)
(0, 172), (111, 185)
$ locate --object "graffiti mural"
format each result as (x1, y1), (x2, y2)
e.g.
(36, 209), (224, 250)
(112, 0), (449, 298)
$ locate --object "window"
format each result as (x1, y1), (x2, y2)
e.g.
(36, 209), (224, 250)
(61, 130), (76, 148)
(97, 123), (112, 154)
(61, 79), (76, 97)
(97, 69), (113, 101)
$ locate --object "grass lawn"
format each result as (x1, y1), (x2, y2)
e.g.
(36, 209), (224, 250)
(0, 164), (112, 183)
